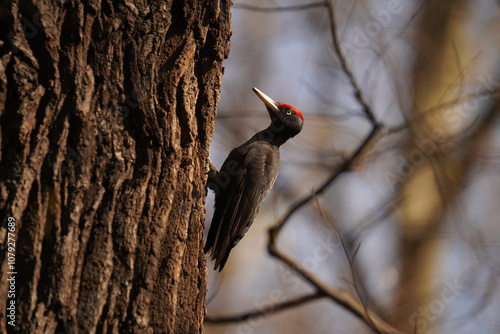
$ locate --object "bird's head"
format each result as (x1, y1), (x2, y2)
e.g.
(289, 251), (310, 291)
(252, 87), (304, 137)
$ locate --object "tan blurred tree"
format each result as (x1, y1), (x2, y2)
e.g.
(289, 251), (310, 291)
(393, 2), (499, 332)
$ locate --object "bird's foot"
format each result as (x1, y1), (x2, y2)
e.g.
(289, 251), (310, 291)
(206, 158), (218, 190)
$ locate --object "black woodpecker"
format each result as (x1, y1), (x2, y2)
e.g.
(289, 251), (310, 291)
(205, 87), (304, 271)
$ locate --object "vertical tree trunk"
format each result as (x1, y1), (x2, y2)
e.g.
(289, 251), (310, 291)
(0, 0), (231, 333)
(393, 1), (468, 331)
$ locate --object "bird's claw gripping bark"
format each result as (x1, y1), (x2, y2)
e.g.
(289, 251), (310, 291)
(206, 158), (218, 190)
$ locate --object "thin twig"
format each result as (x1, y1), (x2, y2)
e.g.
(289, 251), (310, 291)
(339, 237), (378, 332)
(383, 87), (500, 135)
(324, 1), (378, 123)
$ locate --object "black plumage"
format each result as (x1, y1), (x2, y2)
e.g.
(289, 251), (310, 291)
(205, 87), (304, 271)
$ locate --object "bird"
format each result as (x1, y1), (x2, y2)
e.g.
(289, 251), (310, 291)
(205, 87), (304, 271)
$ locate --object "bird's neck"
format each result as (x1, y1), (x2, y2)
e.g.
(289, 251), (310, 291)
(250, 122), (294, 147)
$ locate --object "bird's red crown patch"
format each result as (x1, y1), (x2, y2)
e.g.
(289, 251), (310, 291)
(278, 103), (304, 121)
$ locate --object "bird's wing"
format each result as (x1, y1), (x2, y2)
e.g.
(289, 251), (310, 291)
(208, 143), (280, 271)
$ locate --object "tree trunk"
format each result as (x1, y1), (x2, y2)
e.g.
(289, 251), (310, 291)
(393, 1), (468, 331)
(0, 0), (231, 333)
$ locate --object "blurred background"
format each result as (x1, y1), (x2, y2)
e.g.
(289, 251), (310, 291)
(203, 0), (500, 333)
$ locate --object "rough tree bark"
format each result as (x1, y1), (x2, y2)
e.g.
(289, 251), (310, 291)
(0, 0), (231, 333)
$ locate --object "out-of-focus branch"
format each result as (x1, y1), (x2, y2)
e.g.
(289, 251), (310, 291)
(233, 2), (325, 12)
(204, 291), (327, 324)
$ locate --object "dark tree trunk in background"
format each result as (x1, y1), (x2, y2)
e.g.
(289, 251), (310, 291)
(0, 0), (231, 333)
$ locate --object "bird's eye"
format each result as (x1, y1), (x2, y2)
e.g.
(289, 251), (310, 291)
(286, 110), (292, 115)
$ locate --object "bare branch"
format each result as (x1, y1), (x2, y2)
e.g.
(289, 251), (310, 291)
(267, 241), (401, 334)
(205, 291), (327, 324)
(233, 2), (325, 12)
